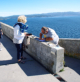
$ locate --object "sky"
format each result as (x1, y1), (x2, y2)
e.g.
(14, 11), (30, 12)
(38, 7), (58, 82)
(0, 0), (80, 17)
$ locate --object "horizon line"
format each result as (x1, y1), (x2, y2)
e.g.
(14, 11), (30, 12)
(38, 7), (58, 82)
(0, 11), (80, 17)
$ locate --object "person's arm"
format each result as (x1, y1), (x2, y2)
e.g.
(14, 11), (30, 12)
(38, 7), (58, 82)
(24, 32), (27, 36)
(1, 30), (3, 35)
(45, 37), (53, 41)
(39, 33), (43, 40)
(2, 31), (3, 35)
(14, 25), (25, 37)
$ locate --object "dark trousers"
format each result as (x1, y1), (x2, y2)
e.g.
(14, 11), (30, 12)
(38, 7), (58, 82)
(15, 43), (23, 60)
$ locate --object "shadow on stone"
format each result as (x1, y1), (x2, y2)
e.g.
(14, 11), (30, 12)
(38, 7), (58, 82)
(64, 55), (80, 75)
(0, 35), (49, 76)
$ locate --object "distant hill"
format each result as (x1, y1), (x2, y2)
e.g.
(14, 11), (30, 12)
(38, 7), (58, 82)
(0, 12), (80, 20)
(26, 12), (80, 17)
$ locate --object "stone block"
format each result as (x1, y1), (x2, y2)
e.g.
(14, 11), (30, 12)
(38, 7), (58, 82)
(51, 46), (64, 73)
(25, 37), (64, 73)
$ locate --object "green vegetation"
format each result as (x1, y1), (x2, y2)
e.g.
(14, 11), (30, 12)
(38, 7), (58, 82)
(60, 68), (64, 72)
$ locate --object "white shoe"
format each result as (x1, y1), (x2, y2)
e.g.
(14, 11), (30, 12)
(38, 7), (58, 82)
(0, 48), (2, 51)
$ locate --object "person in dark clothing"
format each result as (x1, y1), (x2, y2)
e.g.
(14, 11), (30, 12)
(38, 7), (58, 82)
(0, 23), (3, 51)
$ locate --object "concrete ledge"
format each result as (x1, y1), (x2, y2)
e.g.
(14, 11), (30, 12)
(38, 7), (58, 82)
(25, 36), (64, 73)
(59, 39), (80, 59)
(0, 22), (14, 40)
(0, 22), (64, 73)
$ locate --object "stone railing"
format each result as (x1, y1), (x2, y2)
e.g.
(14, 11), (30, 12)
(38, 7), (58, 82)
(25, 37), (64, 73)
(0, 22), (14, 40)
(0, 22), (64, 73)
(59, 39), (80, 59)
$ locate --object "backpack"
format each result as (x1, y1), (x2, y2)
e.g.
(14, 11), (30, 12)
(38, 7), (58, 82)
(14, 23), (28, 33)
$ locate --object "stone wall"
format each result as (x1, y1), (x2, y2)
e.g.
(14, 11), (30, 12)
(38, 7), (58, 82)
(0, 22), (14, 40)
(0, 22), (64, 73)
(25, 37), (64, 73)
(59, 39), (80, 59)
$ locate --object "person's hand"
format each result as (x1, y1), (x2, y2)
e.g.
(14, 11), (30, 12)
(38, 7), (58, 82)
(2, 32), (3, 35)
(39, 38), (42, 40)
(24, 32), (27, 36)
(39, 38), (45, 40)
(42, 38), (45, 40)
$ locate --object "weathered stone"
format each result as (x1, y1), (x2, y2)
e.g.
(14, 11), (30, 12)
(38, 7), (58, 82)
(0, 22), (64, 73)
(59, 39), (80, 59)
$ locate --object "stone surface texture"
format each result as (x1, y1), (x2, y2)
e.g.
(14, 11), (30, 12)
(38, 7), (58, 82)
(0, 22), (64, 73)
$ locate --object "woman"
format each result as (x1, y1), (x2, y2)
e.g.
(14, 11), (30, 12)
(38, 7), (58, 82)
(13, 15), (27, 63)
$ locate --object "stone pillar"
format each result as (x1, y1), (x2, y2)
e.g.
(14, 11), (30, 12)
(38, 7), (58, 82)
(25, 36), (64, 73)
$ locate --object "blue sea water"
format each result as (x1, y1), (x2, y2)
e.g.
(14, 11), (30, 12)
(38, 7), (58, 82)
(0, 16), (80, 38)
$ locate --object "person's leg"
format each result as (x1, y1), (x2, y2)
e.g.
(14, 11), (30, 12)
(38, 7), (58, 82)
(15, 44), (21, 60)
(21, 43), (23, 57)
(21, 43), (27, 59)
(0, 39), (2, 51)
(15, 43), (25, 63)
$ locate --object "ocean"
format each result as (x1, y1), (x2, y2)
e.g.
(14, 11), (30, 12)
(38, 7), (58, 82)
(0, 16), (80, 38)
